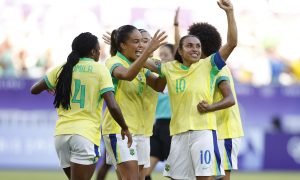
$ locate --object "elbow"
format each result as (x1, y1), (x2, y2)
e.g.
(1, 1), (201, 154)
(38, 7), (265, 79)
(127, 76), (135, 81)
(156, 86), (165, 92)
(30, 87), (39, 95)
(229, 42), (237, 50)
(121, 74), (135, 81)
(228, 98), (236, 107)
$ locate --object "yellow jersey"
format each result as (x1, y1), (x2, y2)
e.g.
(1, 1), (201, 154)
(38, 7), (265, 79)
(102, 52), (150, 135)
(159, 52), (225, 135)
(143, 60), (159, 136)
(214, 66), (244, 139)
(44, 57), (114, 146)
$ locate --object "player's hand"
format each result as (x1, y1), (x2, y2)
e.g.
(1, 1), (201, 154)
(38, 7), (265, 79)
(121, 128), (132, 148)
(197, 100), (211, 113)
(102, 31), (111, 45)
(217, 0), (233, 12)
(145, 30), (167, 54)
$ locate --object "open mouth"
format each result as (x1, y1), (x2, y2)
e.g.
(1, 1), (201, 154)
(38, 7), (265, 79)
(191, 53), (199, 58)
(136, 50), (142, 57)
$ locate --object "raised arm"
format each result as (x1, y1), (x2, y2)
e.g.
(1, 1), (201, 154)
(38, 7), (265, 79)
(218, 0), (237, 61)
(197, 80), (235, 113)
(144, 59), (160, 74)
(173, 7), (181, 57)
(112, 30), (167, 81)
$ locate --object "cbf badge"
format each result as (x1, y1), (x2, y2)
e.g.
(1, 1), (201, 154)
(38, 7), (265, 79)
(130, 148), (135, 156)
(137, 73), (144, 96)
(165, 164), (170, 172)
(137, 73), (143, 81)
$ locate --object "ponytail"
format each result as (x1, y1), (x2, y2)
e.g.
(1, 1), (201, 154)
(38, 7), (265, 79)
(110, 30), (118, 56)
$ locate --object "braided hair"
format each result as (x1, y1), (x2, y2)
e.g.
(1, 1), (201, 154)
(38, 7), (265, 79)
(54, 32), (98, 110)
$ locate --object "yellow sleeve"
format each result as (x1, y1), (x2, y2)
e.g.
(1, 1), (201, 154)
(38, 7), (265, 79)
(44, 65), (62, 89)
(105, 57), (123, 75)
(159, 62), (167, 78)
(99, 64), (115, 96)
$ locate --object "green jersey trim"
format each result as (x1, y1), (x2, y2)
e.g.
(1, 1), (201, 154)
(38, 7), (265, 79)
(216, 76), (230, 86)
(79, 57), (94, 61)
(44, 76), (54, 89)
(117, 51), (132, 65)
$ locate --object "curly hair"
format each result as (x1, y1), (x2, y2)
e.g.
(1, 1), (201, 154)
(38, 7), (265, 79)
(188, 22), (222, 57)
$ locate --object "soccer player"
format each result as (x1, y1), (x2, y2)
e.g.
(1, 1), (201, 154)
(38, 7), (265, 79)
(188, 2), (244, 180)
(101, 25), (167, 180)
(144, 0), (237, 179)
(30, 32), (132, 180)
(145, 43), (175, 180)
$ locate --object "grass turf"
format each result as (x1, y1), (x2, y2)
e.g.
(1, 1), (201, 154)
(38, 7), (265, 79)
(0, 170), (300, 180)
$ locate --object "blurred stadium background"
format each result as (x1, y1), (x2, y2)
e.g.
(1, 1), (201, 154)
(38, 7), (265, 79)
(0, 0), (300, 179)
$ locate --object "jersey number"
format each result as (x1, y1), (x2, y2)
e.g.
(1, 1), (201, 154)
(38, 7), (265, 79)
(176, 78), (186, 93)
(71, 79), (85, 108)
(200, 150), (211, 164)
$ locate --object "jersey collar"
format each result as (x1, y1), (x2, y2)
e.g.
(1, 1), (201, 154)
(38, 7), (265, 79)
(79, 57), (94, 61)
(117, 51), (132, 65)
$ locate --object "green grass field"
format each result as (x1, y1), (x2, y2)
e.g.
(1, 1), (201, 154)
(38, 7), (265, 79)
(1, 170), (300, 180)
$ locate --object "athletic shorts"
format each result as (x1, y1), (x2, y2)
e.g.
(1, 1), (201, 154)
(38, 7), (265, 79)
(150, 119), (171, 161)
(103, 134), (150, 168)
(217, 137), (242, 171)
(55, 134), (100, 168)
(163, 130), (224, 179)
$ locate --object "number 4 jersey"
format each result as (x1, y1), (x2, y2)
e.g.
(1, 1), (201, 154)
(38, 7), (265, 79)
(44, 57), (114, 146)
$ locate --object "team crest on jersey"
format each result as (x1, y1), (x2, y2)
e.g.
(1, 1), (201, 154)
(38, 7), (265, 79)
(137, 73), (143, 81)
(165, 164), (170, 172)
(130, 148), (135, 156)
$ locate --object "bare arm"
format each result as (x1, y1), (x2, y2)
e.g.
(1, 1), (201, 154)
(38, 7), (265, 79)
(146, 73), (166, 92)
(30, 79), (49, 94)
(103, 91), (132, 147)
(197, 80), (235, 113)
(144, 59), (160, 74)
(218, 0), (237, 61)
(173, 7), (181, 57)
(112, 30), (167, 81)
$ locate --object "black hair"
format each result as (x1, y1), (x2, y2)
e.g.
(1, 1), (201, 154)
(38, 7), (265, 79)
(175, 35), (197, 63)
(138, 29), (147, 33)
(110, 25), (137, 56)
(54, 32), (98, 110)
(188, 22), (222, 57)
(162, 43), (175, 55)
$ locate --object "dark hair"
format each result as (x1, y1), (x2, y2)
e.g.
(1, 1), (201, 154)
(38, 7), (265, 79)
(138, 29), (147, 33)
(162, 43), (175, 55)
(188, 22), (222, 57)
(110, 25), (137, 56)
(175, 35), (197, 63)
(54, 32), (98, 110)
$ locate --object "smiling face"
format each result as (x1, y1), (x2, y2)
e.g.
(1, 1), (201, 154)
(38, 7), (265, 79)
(178, 36), (202, 66)
(120, 29), (143, 61)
